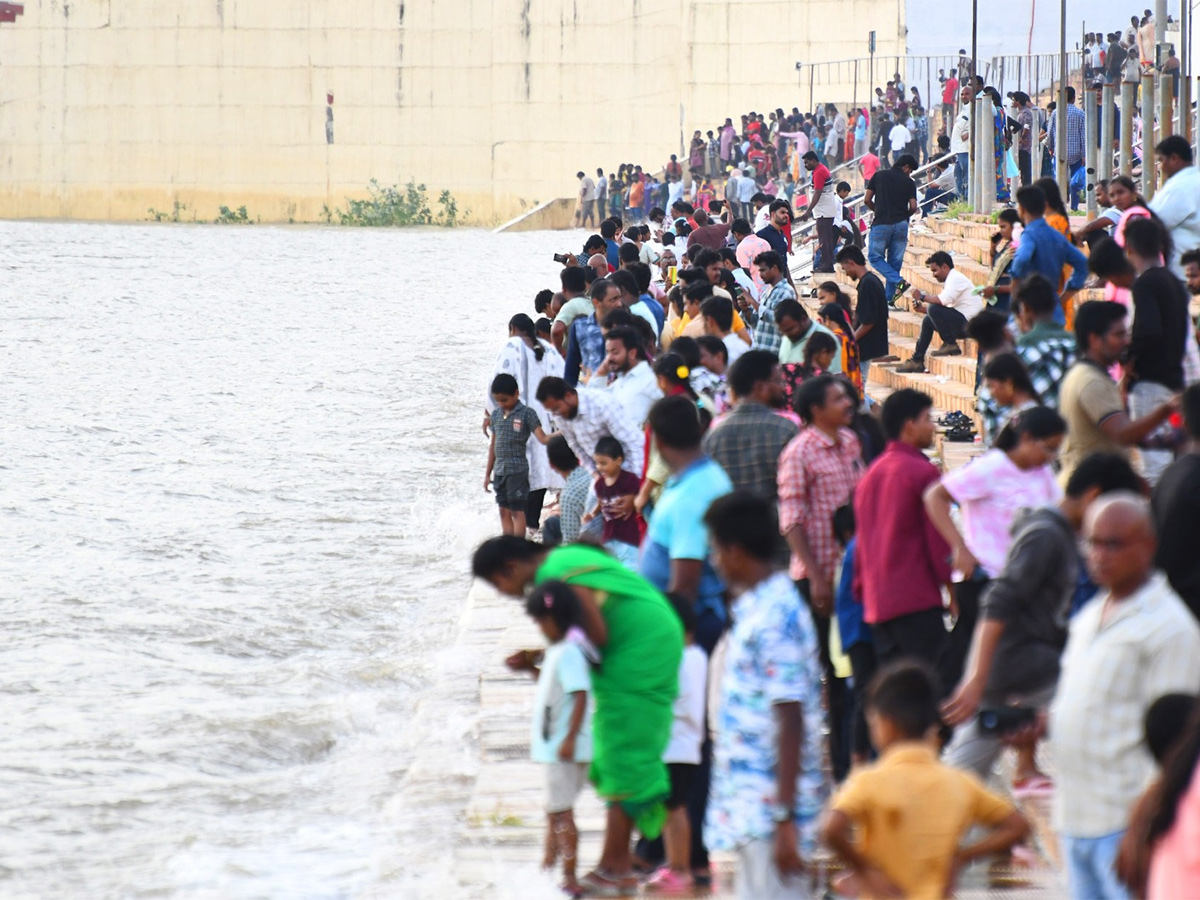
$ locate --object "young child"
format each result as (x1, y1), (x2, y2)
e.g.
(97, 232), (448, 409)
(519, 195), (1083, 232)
(821, 660), (1030, 899)
(582, 437), (643, 567)
(506, 581), (595, 898)
(801, 331), (838, 378)
(832, 504), (876, 769)
(645, 593), (708, 894)
(485, 373), (549, 536)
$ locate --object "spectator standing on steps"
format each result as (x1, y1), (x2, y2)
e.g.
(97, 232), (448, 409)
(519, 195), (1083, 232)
(896, 251), (984, 373)
(1056, 301), (1179, 488)
(835, 246), (890, 388)
(798, 151), (839, 273)
(950, 82), (974, 201)
(864, 154), (918, 308)
(1086, 228), (1189, 486)
(1149, 136), (1200, 280)
(1010, 185), (1089, 326)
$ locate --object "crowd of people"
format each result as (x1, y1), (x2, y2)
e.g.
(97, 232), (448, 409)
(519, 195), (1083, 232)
(472, 120), (1200, 894)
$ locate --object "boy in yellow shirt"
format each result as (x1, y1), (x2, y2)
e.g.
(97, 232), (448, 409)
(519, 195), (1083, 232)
(821, 660), (1030, 898)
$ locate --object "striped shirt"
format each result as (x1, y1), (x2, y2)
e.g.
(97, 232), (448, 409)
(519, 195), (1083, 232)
(1050, 572), (1200, 837)
(778, 426), (864, 582)
(752, 280), (798, 356)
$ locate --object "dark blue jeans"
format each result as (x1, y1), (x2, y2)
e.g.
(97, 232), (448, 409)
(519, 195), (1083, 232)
(921, 186), (956, 217)
(955, 151), (969, 199)
(869, 221), (909, 303)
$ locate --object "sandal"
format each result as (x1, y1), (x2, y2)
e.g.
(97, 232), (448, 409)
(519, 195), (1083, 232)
(945, 423), (977, 442)
(937, 411), (971, 427)
(578, 869), (637, 898)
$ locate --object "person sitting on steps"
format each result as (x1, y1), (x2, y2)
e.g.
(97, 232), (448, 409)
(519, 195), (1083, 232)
(897, 251), (985, 374)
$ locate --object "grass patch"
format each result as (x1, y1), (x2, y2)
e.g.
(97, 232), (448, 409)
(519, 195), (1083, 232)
(943, 200), (974, 219)
(214, 205), (253, 224)
(324, 179), (463, 227)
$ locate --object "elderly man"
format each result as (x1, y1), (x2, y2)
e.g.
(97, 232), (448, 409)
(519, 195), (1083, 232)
(1050, 494), (1200, 900)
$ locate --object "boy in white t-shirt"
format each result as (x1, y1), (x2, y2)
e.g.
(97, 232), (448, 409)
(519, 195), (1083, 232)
(897, 250), (984, 373)
(644, 593), (709, 894)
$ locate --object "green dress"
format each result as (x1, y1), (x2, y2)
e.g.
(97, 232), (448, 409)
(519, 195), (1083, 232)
(535, 544), (683, 838)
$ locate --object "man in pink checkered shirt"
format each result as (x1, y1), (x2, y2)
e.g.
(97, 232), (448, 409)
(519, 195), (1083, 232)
(777, 373), (864, 779)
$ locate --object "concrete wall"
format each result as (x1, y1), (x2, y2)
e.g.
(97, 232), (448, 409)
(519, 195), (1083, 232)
(0, 0), (903, 224)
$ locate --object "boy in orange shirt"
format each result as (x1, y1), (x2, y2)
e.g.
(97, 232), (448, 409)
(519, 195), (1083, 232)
(821, 660), (1030, 898)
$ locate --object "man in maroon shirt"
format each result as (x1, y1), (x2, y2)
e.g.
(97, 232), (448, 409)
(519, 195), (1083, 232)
(853, 388), (954, 685)
(688, 208), (732, 251)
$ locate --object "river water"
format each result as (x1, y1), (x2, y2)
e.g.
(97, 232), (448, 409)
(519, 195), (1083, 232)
(0, 221), (572, 898)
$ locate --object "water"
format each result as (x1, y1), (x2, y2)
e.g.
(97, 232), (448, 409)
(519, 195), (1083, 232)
(0, 221), (573, 898)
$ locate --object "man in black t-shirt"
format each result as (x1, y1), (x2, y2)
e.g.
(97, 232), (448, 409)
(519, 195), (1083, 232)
(864, 154), (919, 306)
(1153, 384), (1200, 622)
(836, 245), (891, 389)
(1088, 225), (1187, 485)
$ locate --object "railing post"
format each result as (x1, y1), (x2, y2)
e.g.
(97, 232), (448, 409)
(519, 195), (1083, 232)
(1142, 72), (1156, 198)
(977, 97), (994, 214)
(1085, 85), (1099, 218)
(1158, 72), (1173, 144)
(1100, 83), (1115, 181)
(1119, 80), (1135, 177)
(1030, 103), (1043, 185)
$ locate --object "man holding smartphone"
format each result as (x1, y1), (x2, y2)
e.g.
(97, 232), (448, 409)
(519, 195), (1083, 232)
(896, 252), (982, 374)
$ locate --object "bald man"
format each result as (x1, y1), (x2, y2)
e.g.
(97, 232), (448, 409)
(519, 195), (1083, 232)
(1050, 494), (1200, 900)
(588, 253), (610, 279)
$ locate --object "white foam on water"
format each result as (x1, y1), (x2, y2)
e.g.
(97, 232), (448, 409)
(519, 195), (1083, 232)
(0, 221), (587, 896)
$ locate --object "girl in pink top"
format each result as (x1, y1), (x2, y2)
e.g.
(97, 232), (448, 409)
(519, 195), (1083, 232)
(1148, 712), (1200, 899)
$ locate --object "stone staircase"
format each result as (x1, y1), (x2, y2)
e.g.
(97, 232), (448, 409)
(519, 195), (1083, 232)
(794, 213), (1101, 471)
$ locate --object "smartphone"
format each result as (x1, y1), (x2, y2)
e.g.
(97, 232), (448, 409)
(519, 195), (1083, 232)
(552, 253), (570, 264)
(977, 706), (1037, 735)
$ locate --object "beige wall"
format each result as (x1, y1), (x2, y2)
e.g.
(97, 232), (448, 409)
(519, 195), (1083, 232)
(0, 0), (903, 224)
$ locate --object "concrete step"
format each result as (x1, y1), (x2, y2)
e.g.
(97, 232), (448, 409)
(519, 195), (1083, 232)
(868, 358), (980, 420)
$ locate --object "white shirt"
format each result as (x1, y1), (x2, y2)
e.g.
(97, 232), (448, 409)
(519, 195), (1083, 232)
(605, 360), (663, 426)
(753, 205), (771, 232)
(668, 179), (685, 207)
(937, 267), (983, 319)
(1050, 573), (1200, 836)
(933, 165), (957, 192)
(579, 177), (595, 201)
(889, 123), (912, 154)
(1149, 165), (1200, 278)
(596, 175), (607, 196)
(664, 645), (708, 764)
(722, 332), (749, 365)
(630, 299), (660, 337)
(950, 105), (972, 154)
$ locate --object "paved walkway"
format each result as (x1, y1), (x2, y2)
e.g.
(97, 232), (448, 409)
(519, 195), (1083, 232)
(450, 580), (1069, 899)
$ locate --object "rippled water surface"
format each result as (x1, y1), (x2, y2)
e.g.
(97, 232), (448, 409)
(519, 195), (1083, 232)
(0, 221), (570, 897)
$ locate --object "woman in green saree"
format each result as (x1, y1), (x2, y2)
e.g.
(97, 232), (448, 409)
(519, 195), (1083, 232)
(473, 537), (683, 896)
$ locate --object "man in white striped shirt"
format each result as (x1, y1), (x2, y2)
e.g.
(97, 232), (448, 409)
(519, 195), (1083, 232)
(1049, 493), (1200, 900)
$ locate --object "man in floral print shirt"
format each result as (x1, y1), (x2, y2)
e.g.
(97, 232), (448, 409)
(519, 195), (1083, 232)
(703, 492), (827, 899)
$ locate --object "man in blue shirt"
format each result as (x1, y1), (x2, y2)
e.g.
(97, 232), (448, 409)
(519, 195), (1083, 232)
(1047, 86), (1087, 209)
(641, 395), (733, 654)
(564, 278), (623, 385)
(1010, 185), (1088, 325)
(601, 219), (621, 270)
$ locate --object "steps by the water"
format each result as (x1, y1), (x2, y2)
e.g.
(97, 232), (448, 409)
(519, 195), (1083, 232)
(792, 214), (1106, 473)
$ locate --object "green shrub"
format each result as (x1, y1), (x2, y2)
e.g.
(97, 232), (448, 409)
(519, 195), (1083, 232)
(329, 179), (463, 227)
